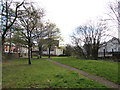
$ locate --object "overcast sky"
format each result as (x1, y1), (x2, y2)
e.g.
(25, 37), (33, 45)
(29, 0), (115, 45)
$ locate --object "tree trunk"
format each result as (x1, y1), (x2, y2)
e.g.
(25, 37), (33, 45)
(31, 47), (33, 58)
(9, 29), (12, 54)
(28, 46), (31, 64)
(48, 47), (51, 58)
(104, 49), (105, 58)
(95, 49), (98, 60)
(9, 43), (11, 54)
(92, 47), (98, 60)
(28, 39), (31, 64)
(39, 46), (42, 58)
(2, 36), (5, 55)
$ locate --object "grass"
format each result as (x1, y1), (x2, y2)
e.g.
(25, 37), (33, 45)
(2, 58), (107, 88)
(51, 57), (119, 84)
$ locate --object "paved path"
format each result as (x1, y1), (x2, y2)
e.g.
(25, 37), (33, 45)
(47, 59), (119, 89)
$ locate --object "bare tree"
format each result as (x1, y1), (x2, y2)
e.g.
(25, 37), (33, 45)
(10, 24), (28, 57)
(1, 0), (24, 53)
(34, 23), (47, 58)
(18, 3), (44, 64)
(45, 22), (61, 58)
(72, 19), (108, 59)
(107, 0), (120, 43)
(107, 0), (119, 25)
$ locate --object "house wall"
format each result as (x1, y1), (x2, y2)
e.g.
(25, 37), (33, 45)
(118, 26), (120, 39)
(18, 47), (28, 54)
(99, 39), (120, 53)
(4, 44), (28, 57)
(42, 48), (63, 55)
(98, 38), (120, 57)
(42, 51), (55, 55)
(55, 48), (63, 56)
(4, 45), (17, 53)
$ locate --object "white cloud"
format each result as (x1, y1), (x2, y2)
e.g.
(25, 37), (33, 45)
(31, 0), (115, 44)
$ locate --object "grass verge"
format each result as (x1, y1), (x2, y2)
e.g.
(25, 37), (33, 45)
(2, 58), (107, 88)
(51, 57), (119, 84)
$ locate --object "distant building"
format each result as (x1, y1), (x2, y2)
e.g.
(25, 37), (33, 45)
(4, 43), (18, 53)
(4, 39), (63, 56)
(41, 46), (63, 56)
(32, 40), (63, 56)
(98, 38), (120, 57)
(4, 42), (28, 56)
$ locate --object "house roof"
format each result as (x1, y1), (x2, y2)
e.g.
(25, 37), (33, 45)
(100, 37), (120, 48)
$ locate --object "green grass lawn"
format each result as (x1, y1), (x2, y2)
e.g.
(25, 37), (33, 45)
(51, 57), (119, 84)
(2, 58), (106, 88)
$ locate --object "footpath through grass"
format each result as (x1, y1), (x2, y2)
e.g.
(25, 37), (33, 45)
(2, 58), (106, 88)
(51, 57), (119, 84)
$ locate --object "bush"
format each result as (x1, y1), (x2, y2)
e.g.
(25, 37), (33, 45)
(2, 53), (19, 61)
(58, 54), (69, 57)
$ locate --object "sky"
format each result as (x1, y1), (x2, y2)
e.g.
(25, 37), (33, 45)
(28, 0), (115, 45)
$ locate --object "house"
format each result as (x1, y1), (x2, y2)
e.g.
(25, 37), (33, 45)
(98, 38), (120, 57)
(42, 46), (63, 56)
(4, 43), (18, 53)
(32, 40), (63, 56)
(4, 42), (28, 56)
(4, 39), (64, 57)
